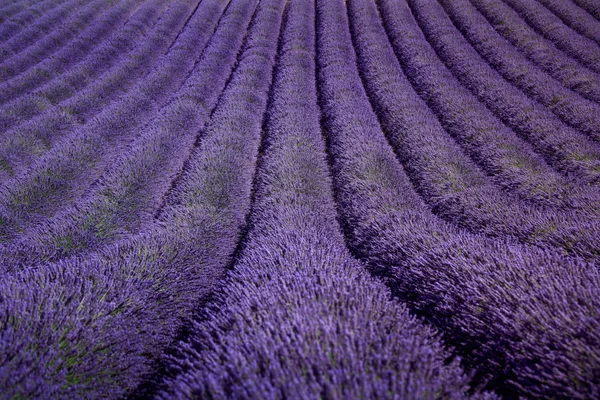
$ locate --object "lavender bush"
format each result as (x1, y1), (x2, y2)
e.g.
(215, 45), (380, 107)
(348, 0), (600, 263)
(0, 0), (183, 182)
(159, 2), (488, 398)
(572, 0), (600, 20)
(471, 0), (600, 103)
(501, 0), (600, 73)
(536, 0), (600, 44)
(0, 0), (218, 241)
(0, 0), (90, 63)
(0, 0), (255, 272)
(0, 0), (114, 82)
(1, 0), (598, 397)
(0, 0), (65, 42)
(0, 0), (145, 111)
(440, 0), (600, 139)
(319, 0), (600, 397)
(410, 0), (600, 163)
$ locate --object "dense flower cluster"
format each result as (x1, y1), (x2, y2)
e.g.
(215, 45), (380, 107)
(0, 0), (598, 398)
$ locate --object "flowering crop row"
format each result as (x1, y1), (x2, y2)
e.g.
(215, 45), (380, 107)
(0, 0), (146, 111)
(0, 0), (254, 272)
(0, 0), (598, 397)
(158, 0), (485, 397)
(0, 0), (215, 241)
(0, 0), (77, 43)
(471, 0), (600, 103)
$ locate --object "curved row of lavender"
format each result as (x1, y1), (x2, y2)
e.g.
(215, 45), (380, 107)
(470, 0), (600, 103)
(0, 0), (599, 398)
(0, 0), (89, 62)
(0, 0), (69, 43)
(158, 0), (487, 398)
(0, 0), (148, 109)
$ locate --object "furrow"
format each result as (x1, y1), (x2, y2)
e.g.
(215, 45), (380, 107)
(0, 0), (67, 43)
(319, 0), (600, 397)
(409, 0), (600, 178)
(0, 0), (187, 184)
(349, 0), (600, 261)
(0, 0), (284, 397)
(0, 0), (210, 241)
(0, 0), (93, 63)
(537, 0), (600, 44)
(0, 0), (37, 23)
(0, 0), (121, 82)
(0, 0), (165, 128)
(0, 0), (255, 272)
(377, 0), (593, 210)
(471, 0), (600, 103)
(158, 1), (485, 398)
(0, 0), (145, 107)
(572, 0), (600, 20)
(440, 0), (600, 140)
(501, 0), (600, 73)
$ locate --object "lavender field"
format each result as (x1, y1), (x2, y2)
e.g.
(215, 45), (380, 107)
(0, 0), (599, 398)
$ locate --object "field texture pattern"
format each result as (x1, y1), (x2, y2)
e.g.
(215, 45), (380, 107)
(0, 0), (599, 398)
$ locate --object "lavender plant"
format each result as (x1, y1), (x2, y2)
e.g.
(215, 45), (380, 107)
(501, 0), (600, 73)
(0, 0), (282, 393)
(377, 0), (598, 209)
(536, 0), (600, 44)
(1, 0), (598, 397)
(159, 2), (487, 398)
(0, 0), (51, 38)
(319, 0), (600, 397)
(409, 0), (600, 170)
(0, 0), (92, 63)
(0, 0), (217, 241)
(572, 0), (600, 20)
(0, 0), (66, 40)
(439, 0), (600, 139)
(0, 0), (178, 170)
(0, 0), (117, 82)
(470, 0), (600, 103)
(0, 0), (256, 272)
(0, 0), (146, 109)
(348, 0), (600, 262)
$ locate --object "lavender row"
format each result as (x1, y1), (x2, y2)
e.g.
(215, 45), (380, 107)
(2, 0), (40, 7)
(0, 0), (28, 16)
(0, 0), (117, 82)
(155, 0), (280, 235)
(320, 0), (600, 397)
(1, 0), (34, 8)
(0, 0), (39, 10)
(470, 0), (600, 103)
(349, 0), (600, 260)
(0, 0), (92, 63)
(440, 0), (600, 143)
(537, 0), (600, 44)
(502, 0), (600, 73)
(375, 0), (592, 210)
(0, 227), (228, 399)
(0, 0), (144, 109)
(0, 0), (39, 24)
(160, 1), (486, 397)
(0, 0), (210, 242)
(0, 0), (65, 42)
(0, 0), (254, 273)
(0, 0), (164, 131)
(163, 235), (484, 399)
(0, 0), (282, 395)
(0, 0), (188, 184)
(409, 0), (600, 179)
(572, 0), (600, 20)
